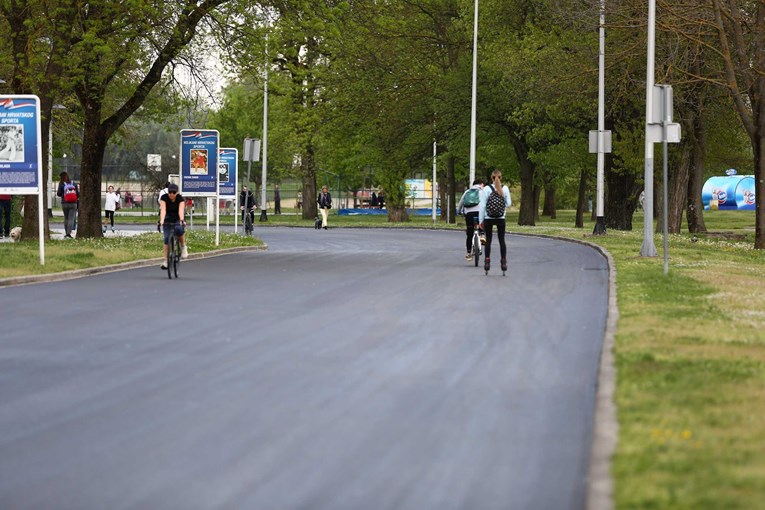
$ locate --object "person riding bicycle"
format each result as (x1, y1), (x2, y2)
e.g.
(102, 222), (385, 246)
(457, 179), (484, 261)
(478, 170), (511, 274)
(158, 183), (188, 269)
(239, 186), (257, 225)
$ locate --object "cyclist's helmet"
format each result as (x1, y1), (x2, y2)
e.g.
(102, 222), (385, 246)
(167, 183), (179, 193)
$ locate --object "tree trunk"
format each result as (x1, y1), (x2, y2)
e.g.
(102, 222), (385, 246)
(513, 137), (536, 226)
(542, 186), (556, 219)
(605, 154), (639, 230)
(686, 106), (708, 233)
(301, 149), (317, 220)
(668, 142), (691, 234)
(575, 168), (587, 228)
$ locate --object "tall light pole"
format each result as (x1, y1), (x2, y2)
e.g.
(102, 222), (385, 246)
(260, 28), (269, 222)
(469, 0), (478, 186)
(47, 104), (66, 218)
(640, 0), (658, 256)
(591, 0), (609, 235)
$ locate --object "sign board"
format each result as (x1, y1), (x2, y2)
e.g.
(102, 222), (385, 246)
(243, 137), (260, 162)
(180, 129), (219, 197)
(147, 153), (161, 172)
(0, 95), (42, 194)
(218, 148), (237, 198)
(588, 130), (612, 154)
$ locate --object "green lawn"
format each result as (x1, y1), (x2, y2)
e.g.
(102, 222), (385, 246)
(5, 207), (765, 508)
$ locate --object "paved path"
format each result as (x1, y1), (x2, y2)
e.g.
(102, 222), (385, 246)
(0, 228), (610, 510)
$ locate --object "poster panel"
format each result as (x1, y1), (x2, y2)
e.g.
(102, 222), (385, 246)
(180, 129), (219, 197)
(0, 95), (41, 194)
(218, 148), (237, 198)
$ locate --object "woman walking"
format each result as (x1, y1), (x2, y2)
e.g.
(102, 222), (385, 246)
(102, 185), (120, 233)
(317, 185), (332, 229)
(478, 170), (511, 275)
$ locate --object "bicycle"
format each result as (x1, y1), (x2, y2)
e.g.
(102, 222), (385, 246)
(164, 222), (183, 279)
(242, 207), (254, 236)
(471, 226), (482, 267)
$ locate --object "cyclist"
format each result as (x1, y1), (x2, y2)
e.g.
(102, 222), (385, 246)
(158, 183), (188, 269)
(239, 186), (257, 225)
(478, 170), (511, 273)
(457, 179), (484, 261)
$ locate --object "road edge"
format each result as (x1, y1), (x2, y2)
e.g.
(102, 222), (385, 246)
(0, 245), (267, 288)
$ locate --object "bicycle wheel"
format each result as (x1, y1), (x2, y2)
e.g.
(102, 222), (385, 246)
(167, 235), (175, 279)
(473, 234), (480, 267)
(173, 239), (181, 278)
(244, 213), (253, 235)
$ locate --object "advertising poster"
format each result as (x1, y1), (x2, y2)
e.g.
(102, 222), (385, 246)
(218, 148), (237, 198)
(0, 96), (41, 194)
(180, 129), (219, 196)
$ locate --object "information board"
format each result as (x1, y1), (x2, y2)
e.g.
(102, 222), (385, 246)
(0, 95), (42, 194)
(218, 148), (237, 198)
(180, 129), (219, 197)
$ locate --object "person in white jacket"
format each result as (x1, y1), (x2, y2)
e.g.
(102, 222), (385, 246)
(478, 170), (511, 274)
(102, 185), (121, 233)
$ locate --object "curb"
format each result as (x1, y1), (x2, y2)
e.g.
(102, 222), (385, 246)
(0, 245), (267, 288)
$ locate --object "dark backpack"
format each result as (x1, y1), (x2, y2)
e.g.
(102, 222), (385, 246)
(485, 185), (506, 217)
(63, 182), (78, 203)
(463, 188), (480, 208)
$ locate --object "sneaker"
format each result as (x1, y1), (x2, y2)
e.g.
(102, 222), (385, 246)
(102, 225), (107, 234)
(160, 263), (167, 270)
(501, 257), (508, 272)
(465, 253), (473, 261)
(111, 227), (115, 233)
(484, 256), (490, 272)
(181, 245), (189, 259)
(480, 234), (486, 245)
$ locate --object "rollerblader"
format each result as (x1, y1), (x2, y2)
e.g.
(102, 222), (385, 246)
(478, 170), (511, 276)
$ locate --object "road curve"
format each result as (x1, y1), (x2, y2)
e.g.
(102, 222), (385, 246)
(0, 227), (610, 510)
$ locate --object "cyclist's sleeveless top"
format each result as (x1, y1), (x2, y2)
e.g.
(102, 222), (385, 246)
(161, 193), (184, 223)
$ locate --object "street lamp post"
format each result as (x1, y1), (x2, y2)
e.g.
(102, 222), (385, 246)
(47, 104), (66, 218)
(469, 0), (478, 186)
(641, 0), (658, 256)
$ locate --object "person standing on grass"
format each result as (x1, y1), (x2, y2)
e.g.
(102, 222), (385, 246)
(102, 185), (120, 233)
(0, 194), (11, 238)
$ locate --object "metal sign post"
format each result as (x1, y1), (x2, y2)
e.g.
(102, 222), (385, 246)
(646, 84), (681, 274)
(242, 138), (260, 234)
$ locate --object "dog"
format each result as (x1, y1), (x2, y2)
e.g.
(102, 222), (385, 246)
(314, 217), (322, 229)
(9, 226), (21, 242)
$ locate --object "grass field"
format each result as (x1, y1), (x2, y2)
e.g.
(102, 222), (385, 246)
(3, 208), (764, 508)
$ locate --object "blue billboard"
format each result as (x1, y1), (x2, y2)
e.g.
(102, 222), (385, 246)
(0, 95), (42, 194)
(180, 129), (219, 196)
(218, 148), (238, 198)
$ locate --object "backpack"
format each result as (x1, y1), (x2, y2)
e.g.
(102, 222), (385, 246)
(63, 182), (78, 203)
(463, 188), (480, 208)
(485, 185), (506, 218)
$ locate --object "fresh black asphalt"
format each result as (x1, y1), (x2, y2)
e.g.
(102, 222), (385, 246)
(0, 227), (610, 510)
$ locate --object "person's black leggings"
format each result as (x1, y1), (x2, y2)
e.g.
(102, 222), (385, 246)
(483, 218), (506, 260)
(465, 211), (479, 253)
(104, 210), (115, 227)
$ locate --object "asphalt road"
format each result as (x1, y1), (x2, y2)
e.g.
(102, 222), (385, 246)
(0, 227), (610, 510)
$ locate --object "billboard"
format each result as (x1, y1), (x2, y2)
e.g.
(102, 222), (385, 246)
(0, 96), (42, 194)
(218, 148), (238, 198)
(180, 129), (219, 197)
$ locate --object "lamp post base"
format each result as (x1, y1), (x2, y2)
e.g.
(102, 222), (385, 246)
(593, 216), (607, 235)
(259, 209), (268, 222)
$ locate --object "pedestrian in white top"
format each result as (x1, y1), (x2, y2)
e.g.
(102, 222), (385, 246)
(103, 185), (121, 233)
